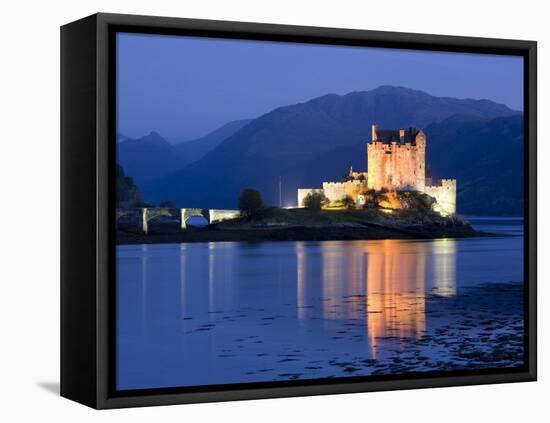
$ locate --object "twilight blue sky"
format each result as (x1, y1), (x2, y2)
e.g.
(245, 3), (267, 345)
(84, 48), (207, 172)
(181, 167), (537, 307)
(116, 32), (524, 141)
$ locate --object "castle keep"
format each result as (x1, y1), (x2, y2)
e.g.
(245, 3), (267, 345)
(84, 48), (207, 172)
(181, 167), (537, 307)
(367, 125), (426, 192)
(297, 124), (457, 216)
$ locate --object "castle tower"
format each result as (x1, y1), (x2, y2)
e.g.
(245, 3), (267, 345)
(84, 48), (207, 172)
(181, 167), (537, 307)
(367, 124), (426, 192)
(414, 130), (426, 192)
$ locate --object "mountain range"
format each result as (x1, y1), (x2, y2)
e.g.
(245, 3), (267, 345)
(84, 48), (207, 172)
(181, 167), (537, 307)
(116, 119), (251, 187)
(172, 119), (252, 165)
(118, 86), (524, 216)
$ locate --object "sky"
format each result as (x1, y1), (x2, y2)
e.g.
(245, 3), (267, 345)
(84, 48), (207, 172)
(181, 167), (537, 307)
(116, 32), (524, 141)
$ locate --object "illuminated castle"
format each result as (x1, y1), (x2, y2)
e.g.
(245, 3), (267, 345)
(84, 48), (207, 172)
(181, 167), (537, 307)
(297, 124), (457, 216)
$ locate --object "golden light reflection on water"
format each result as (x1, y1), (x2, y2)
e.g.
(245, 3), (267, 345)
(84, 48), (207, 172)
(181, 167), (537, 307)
(365, 240), (427, 356)
(296, 239), (457, 356)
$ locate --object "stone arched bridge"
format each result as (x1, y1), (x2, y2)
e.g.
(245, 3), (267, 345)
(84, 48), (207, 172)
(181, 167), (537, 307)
(116, 207), (241, 234)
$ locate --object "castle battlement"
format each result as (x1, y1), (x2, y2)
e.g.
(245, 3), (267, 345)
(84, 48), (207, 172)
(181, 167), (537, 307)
(435, 179), (457, 187)
(368, 139), (417, 149)
(322, 180), (363, 187)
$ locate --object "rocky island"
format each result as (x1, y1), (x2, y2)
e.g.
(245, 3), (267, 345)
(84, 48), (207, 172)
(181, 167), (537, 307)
(116, 200), (482, 245)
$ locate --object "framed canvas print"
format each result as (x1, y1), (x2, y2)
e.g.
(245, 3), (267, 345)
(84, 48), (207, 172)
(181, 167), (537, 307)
(60, 13), (537, 409)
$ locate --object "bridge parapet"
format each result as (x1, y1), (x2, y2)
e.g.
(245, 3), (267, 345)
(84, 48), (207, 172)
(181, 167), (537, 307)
(116, 207), (241, 233)
(209, 209), (241, 225)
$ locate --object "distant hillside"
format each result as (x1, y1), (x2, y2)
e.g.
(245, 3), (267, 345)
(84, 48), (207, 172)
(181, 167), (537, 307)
(116, 132), (132, 144)
(144, 86), (521, 215)
(117, 120), (253, 188)
(173, 119), (252, 164)
(117, 131), (185, 186)
(425, 114), (524, 215)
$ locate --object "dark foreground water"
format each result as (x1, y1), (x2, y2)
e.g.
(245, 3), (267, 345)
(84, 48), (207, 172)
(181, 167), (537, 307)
(116, 218), (525, 390)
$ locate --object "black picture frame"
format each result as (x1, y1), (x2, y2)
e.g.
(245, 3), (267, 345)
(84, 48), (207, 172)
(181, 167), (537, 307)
(60, 12), (537, 409)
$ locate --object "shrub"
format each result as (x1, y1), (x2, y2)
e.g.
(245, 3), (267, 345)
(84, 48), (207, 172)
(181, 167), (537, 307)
(342, 195), (356, 210)
(331, 196), (355, 209)
(410, 192), (436, 211)
(159, 200), (174, 208)
(238, 188), (264, 219)
(360, 189), (376, 203)
(304, 192), (328, 211)
(377, 191), (436, 212)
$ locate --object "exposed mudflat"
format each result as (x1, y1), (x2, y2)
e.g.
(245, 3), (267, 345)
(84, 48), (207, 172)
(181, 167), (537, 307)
(174, 282), (524, 383)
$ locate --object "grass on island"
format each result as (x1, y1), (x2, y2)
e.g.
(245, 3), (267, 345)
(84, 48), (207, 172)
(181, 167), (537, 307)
(215, 204), (470, 231)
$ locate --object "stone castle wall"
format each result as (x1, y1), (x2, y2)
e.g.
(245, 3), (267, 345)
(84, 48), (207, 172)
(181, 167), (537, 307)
(322, 182), (347, 203)
(424, 179), (457, 216)
(298, 181), (370, 207)
(367, 133), (426, 192)
(323, 180), (368, 204)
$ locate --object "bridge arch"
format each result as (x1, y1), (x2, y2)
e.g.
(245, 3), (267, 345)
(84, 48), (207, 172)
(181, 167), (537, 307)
(180, 208), (210, 230)
(116, 208), (141, 222)
(142, 208), (178, 234)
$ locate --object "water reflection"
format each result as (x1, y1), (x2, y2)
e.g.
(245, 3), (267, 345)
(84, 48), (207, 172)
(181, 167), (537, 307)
(117, 223), (525, 389)
(296, 242), (308, 321)
(140, 239), (457, 342)
(141, 244), (148, 332)
(180, 244), (186, 319)
(296, 239), (457, 355)
(320, 242), (366, 321)
(430, 239), (457, 297)
(362, 241), (427, 355)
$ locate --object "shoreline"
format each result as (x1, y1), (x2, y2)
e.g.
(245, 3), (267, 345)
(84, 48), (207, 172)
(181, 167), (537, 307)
(116, 223), (488, 245)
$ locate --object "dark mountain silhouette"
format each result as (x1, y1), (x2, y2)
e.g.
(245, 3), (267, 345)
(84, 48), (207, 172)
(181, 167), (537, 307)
(425, 114), (524, 215)
(142, 86), (522, 215)
(173, 118), (253, 164)
(117, 120), (253, 187)
(117, 131), (185, 186)
(116, 132), (131, 144)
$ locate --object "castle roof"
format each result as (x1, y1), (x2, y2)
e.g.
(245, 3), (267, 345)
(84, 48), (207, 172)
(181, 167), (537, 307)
(376, 128), (421, 144)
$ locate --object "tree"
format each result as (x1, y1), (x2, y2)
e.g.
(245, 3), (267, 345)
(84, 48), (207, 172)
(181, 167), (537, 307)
(238, 188), (264, 219)
(159, 200), (174, 208)
(360, 188), (376, 203)
(343, 195), (356, 210)
(304, 192), (328, 211)
(116, 164), (144, 207)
